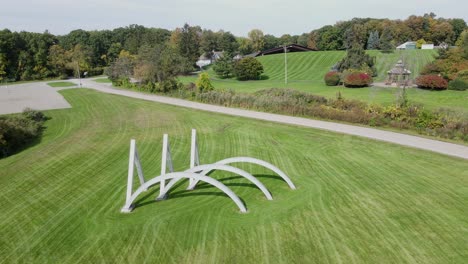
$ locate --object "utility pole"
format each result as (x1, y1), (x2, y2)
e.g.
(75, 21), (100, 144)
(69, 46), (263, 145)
(76, 61), (82, 88)
(284, 45), (288, 85)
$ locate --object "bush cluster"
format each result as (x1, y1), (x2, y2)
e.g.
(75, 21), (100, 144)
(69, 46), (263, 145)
(342, 71), (373, 88)
(324, 71), (340, 86)
(233, 57), (264, 80)
(0, 109), (48, 158)
(416, 75), (448, 90)
(193, 88), (467, 142)
(448, 78), (468, 91)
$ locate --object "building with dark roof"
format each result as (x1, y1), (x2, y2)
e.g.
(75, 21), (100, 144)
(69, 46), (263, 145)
(254, 44), (315, 57)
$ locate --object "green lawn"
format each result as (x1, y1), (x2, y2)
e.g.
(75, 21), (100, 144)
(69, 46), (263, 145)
(180, 50), (468, 114)
(94, 77), (112, 83)
(0, 88), (467, 263)
(47, 81), (77, 87)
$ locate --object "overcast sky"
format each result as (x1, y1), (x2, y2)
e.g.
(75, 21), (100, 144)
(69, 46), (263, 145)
(1, 0), (467, 36)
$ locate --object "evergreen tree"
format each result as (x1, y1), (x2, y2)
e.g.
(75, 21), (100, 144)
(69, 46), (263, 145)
(337, 43), (376, 76)
(380, 28), (394, 51)
(367, 31), (380, 50)
(213, 55), (233, 79)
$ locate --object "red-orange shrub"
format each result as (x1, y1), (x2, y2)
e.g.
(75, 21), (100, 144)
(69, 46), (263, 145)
(416, 75), (448, 90)
(343, 72), (372, 87)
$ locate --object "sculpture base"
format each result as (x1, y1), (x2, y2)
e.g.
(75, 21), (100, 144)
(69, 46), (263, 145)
(156, 194), (167, 201)
(121, 205), (135, 213)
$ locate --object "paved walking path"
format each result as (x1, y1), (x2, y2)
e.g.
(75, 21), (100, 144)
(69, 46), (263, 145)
(2, 79), (467, 159)
(77, 78), (468, 160)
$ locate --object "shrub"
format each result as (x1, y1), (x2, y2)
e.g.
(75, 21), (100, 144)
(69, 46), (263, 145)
(324, 71), (340, 86)
(233, 57), (264, 80)
(342, 71), (373, 88)
(22, 108), (48, 122)
(448, 78), (468, 91)
(456, 69), (468, 81)
(196, 72), (214, 93)
(0, 109), (48, 158)
(420, 62), (443, 75)
(156, 79), (183, 93)
(416, 75), (448, 90)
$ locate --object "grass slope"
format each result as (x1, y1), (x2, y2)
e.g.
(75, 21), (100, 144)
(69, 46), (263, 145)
(0, 89), (467, 263)
(179, 49), (468, 113)
(258, 50), (437, 82)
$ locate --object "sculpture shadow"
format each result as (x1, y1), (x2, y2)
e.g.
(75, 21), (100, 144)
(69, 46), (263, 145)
(252, 174), (285, 182)
(133, 180), (248, 209)
(195, 175), (259, 190)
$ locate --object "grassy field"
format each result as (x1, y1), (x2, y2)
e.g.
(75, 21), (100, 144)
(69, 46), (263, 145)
(179, 50), (468, 113)
(257, 50), (436, 82)
(0, 88), (467, 263)
(47, 81), (77, 87)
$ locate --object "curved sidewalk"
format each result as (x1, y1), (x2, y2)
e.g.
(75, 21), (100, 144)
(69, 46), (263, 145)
(78, 79), (468, 160)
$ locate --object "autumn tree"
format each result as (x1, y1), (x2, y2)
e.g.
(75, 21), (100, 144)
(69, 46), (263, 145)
(135, 44), (189, 84)
(47, 45), (68, 77)
(248, 29), (265, 52)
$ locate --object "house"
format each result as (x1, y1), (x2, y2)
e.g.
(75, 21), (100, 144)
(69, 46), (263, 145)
(196, 51), (224, 68)
(254, 44), (315, 57)
(396, 41), (417, 50)
(421, 44), (434, 50)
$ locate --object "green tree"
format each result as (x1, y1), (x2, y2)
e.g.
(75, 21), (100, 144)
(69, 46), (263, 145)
(297, 33), (309, 47)
(218, 31), (238, 56)
(450, 18), (467, 42)
(177, 23), (201, 68)
(200, 30), (219, 61)
(379, 27), (394, 51)
(196, 72), (214, 93)
(263, 34), (280, 50)
(337, 44), (376, 76)
(344, 24), (367, 49)
(316, 25), (342, 50)
(213, 55), (233, 79)
(233, 57), (264, 80)
(456, 30), (468, 59)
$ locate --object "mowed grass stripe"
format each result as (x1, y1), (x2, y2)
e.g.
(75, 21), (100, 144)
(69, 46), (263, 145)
(0, 89), (467, 263)
(257, 50), (436, 82)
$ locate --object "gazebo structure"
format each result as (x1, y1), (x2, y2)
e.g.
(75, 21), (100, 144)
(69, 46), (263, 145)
(386, 60), (412, 86)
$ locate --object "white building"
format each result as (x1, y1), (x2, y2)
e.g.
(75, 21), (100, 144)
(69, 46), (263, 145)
(421, 44), (434, 50)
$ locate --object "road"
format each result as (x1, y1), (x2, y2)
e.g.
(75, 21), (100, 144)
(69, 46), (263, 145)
(78, 78), (468, 160)
(3, 79), (468, 159)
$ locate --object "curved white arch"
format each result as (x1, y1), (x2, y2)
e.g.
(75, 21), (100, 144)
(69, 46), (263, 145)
(122, 172), (247, 213)
(160, 164), (273, 200)
(216, 157), (296, 190)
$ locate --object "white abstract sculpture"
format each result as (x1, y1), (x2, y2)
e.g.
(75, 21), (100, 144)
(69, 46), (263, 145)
(121, 129), (296, 213)
(185, 129), (296, 190)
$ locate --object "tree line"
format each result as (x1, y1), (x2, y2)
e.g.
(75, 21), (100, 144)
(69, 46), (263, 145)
(0, 13), (466, 82)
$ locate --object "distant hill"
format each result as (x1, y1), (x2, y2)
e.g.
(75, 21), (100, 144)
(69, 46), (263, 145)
(256, 50), (437, 82)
